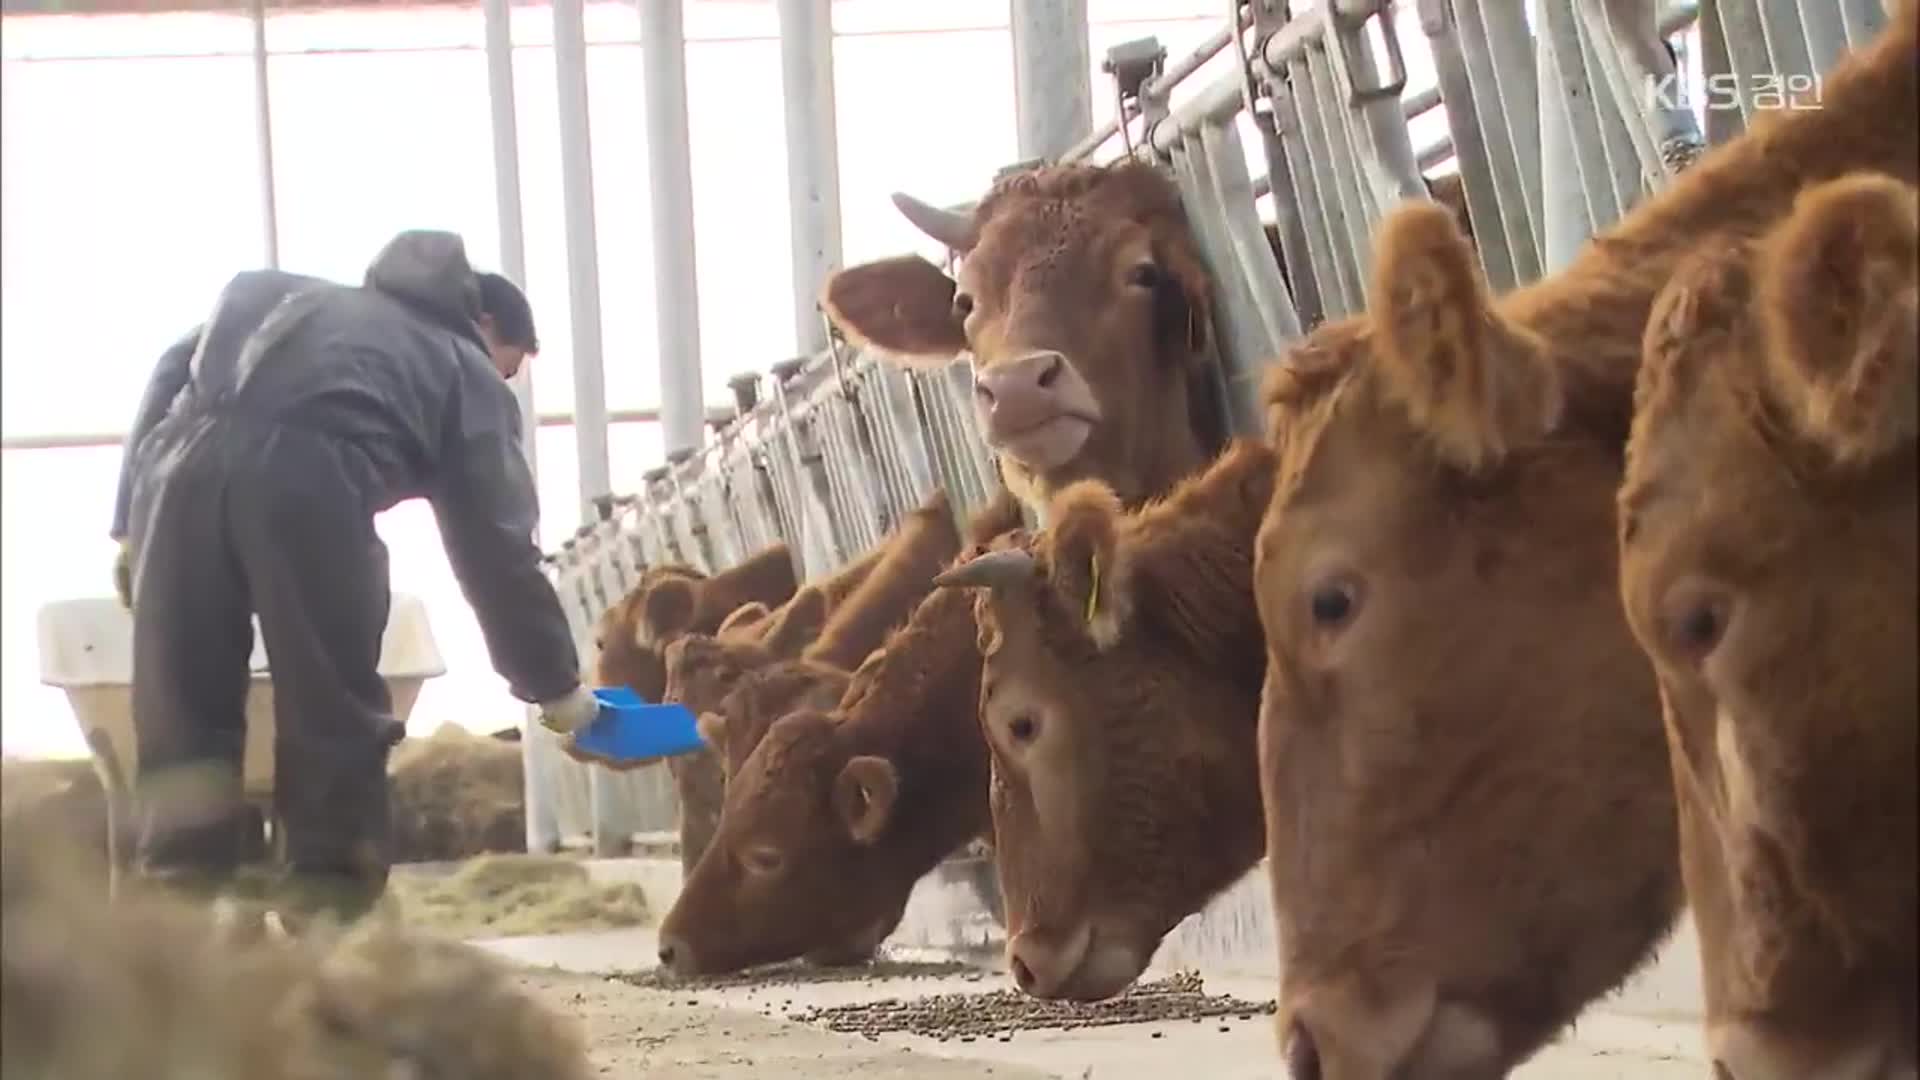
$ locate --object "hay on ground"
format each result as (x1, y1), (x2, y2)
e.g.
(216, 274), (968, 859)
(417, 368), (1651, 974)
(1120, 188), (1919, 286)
(385, 853), (650, 938)
(1, 756), (116, 890)
(1, 832), (594, 1080)
(387, 724), (526, 863)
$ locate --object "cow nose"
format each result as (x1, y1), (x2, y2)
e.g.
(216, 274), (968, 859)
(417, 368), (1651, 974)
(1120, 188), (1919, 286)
(1005, 925), (1090, 999)
(1284, 1018), (1323, 1080)
(657, 933), (692, 975)
(974, 350), (1071, 431)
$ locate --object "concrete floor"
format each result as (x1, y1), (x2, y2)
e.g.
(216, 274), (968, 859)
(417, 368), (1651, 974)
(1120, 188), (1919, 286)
(471, 856), (1713, 1078)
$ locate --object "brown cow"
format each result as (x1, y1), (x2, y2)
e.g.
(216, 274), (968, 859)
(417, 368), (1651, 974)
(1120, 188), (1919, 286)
(1248, 12), (1916, 1077)
(800, 488), (967, 670)
(593, 537), (884, 866)
(656, 486), (973, 868)
(935, 438), (1276, 1001)
(590, 543), (800, 707)
(690, 487), (1027, 781)
(1619, 173), (1918, 1078)
(653, 573), (998, 977)
(697, 659), (853, 779)
(823, 161), (1229, 514)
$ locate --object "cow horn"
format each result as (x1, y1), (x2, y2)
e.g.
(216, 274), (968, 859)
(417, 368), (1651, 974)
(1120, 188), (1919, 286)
(891, 192), (979, 255)
(932, 549), (1036, 591)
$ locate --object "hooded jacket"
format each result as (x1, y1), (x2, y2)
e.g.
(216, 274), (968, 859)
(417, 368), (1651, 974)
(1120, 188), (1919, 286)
(113, 231), (578, 705)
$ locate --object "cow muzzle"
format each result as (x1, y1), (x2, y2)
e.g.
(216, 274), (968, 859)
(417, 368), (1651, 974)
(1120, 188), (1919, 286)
(1005, 920), (1145, 1002)
(1279, 985), (1501, 1080)
(1710, 1018), (1917, 1080)
(972, 350), (1101, 473)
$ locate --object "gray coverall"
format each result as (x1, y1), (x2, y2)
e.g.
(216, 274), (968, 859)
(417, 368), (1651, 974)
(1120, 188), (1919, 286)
(113, 231), (578, 900)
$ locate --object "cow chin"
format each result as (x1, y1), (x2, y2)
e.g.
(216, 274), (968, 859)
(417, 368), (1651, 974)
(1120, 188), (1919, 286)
(1060, 932), (1152, 1002)
(988, 414), (1094, 476)
(804, 912), (898, 969)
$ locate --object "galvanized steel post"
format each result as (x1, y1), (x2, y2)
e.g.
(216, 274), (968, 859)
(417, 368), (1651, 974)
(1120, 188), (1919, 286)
(484, 0), (537, 475)
(552, 0), (612, 517)
(554, 0), (625, 856)
(248, 0), (280, 269)
(641, 0), (708, 459)
(777, 0), (844, 358)
(1010, 0), (1093, 161)
(484, 0), (559, 857)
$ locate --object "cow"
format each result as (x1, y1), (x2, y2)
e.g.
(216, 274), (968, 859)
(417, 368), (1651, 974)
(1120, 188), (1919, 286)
(652, 564), (1001, 977)
(932, 438), (1276, 1001)
(592, 537), (887, 867)
(657, 487), (1020, 868)
(823, 160), (1231, 516)
(689, 487), (1028, 781)
(590, 543), (800, 709)
(1618, 173), (1918, 1079)
(1244, 11), (1916, 1077)
(696, 659), (853, 779)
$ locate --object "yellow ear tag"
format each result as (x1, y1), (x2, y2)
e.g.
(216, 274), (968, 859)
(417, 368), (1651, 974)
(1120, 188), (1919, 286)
(1084, 554), (1101, 626)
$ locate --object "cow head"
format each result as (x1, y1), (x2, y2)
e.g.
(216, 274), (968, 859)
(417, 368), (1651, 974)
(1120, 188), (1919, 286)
(653, 709), (911, 976)
(592, 545), (799, 703)
(1619, 174), (1919, 1079)
(661, 587), (828, 717)
(934, 442), (1273, 1002)
(1252, 203), (1679, 1076)
(699, 659), (852, 779)
(593, 566), (702, 703)
(655, 583), (992, 978)
(823, 161), (1225, 511)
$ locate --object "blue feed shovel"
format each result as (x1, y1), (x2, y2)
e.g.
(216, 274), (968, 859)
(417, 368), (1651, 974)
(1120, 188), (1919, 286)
(569, 686), (707, 765)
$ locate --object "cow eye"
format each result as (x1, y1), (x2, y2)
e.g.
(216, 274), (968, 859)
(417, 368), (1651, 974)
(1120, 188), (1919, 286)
(952, 292), (976, 320)
(1308, 577), (1360, 628)
(1007, 712), (1040, 743)
(1126, 262), (1161, 289)
(741, 845), (785, 876)
(1662, 585), (1731, 663)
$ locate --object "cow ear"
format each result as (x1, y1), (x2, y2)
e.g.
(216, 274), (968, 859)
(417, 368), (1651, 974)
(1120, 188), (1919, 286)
(1044, 480), (1132, 650)
(834, 755), (898, 846)
(696, 710), (728, 749)
(822, 256), (968, 366)
(1638, 240), (1755, 429)
(1368, 201), (1560, 472)
(641, 578), (698, 644)
(761, 586), (828, 659)
(1757, 173), (1919, 467)
(717, 601), (771, 641)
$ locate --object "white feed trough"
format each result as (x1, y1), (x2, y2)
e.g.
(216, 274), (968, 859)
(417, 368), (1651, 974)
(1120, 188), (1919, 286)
(36, 595), (446, 806)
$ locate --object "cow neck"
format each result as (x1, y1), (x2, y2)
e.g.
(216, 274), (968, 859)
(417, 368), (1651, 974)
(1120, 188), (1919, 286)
(838, 587), (992, 863)
(697, 545), (800, 629)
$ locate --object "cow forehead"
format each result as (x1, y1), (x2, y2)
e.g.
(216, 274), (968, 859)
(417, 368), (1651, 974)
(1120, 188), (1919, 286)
(964, 205), (1149, 294)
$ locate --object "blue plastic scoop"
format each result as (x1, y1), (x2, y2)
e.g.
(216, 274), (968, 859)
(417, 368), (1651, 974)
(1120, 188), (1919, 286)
(567, 686), (706, 766)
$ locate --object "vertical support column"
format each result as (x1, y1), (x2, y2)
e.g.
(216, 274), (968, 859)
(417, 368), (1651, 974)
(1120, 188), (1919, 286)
(484, 0), (536, 461)
(1538, 28), (1594, 274)
(1010, 0), (1092, 161)
(640, 0), (707, 459)
(485, 0), (559, 858)
(249, 0), (280, 269)
(776, 0), (844, 358)
(554, 0), (624, 858)
(552, 0), (612, 519)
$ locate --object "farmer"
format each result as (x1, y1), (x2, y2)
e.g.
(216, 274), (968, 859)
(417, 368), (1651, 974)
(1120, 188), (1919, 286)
(109, 229), (600, 925)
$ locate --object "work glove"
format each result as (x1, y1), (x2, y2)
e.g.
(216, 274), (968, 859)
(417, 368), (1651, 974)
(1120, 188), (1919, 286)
(112, 540), (133, 610)
(537, 684), (601, 737)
